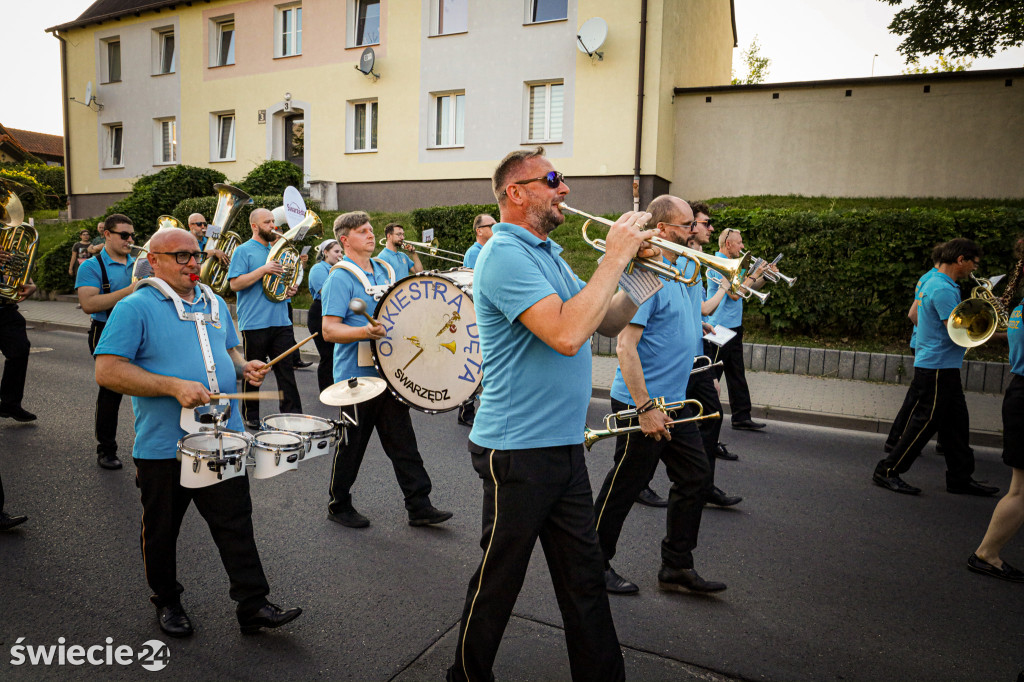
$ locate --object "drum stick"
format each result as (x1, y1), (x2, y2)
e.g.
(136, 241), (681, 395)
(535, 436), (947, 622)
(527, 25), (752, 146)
(258, 333), (318, 374)
(349, 298), (379, 326)
(209, 391), (284, 401)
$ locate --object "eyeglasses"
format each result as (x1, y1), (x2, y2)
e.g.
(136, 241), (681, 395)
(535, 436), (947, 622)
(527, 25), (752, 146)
(661, 221), (695, 230)
(152, 251), (206, 264)
(513, 171), (565, 189)
(190, 221), (208, 227)
(694, 220), (711, 228)
(107, 230), (134, 240)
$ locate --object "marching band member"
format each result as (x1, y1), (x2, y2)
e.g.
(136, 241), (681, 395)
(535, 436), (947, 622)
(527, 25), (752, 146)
(447, 148), (654, 682)
(94, 228), (301, 638)
(307, 238), (343, 392)
(187, 212), (229, 265)
(0, 273), (36, 531)
(320, 212), (452, 529)
(458, 213), (496, 428)
(377, 222), (423, 280)
(76, 214), (137, 470)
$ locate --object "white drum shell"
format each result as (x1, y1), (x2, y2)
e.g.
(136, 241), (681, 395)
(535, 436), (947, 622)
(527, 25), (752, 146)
(261, 413), (338, 460)
(251, 430), (303, 479)
(177, 433), (249, 489)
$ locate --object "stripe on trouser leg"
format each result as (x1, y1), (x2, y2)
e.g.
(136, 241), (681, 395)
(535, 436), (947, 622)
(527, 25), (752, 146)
(460, 449), (498, 681)
(889, 371), (940, 475)
(595, 430), (634, 531)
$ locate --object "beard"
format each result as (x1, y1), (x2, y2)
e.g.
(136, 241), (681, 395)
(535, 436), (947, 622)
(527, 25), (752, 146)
(259, 226), (279, 242)
(526, 201), (564, 236)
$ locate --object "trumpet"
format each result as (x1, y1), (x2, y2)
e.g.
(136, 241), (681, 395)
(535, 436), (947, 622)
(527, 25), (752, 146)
(749, 253), (797, 288)
(378, 237), (464, 265)
(947, 273), (1010, 348)
(690, 355), (723, 375)
(583, 397), (721, 450)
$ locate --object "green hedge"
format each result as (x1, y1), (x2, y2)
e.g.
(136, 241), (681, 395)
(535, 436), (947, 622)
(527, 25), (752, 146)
(103, 165), (227, 238)
(0, 163), (66, 210)
(409, 203), (498, 270)
(236, 160), (304, 196)
(33, 220), (100, 293)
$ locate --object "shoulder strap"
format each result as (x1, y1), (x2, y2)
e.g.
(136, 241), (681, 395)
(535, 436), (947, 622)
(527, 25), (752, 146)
(371, 257), (396, 285)
(96, 256), (110, 294)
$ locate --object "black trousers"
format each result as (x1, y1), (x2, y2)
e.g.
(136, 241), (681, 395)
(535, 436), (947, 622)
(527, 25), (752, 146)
(875, 367), (975, 485)
(0, 468), (5, 512)
(687, 368), (724, 489)
(705, 325), (752, 423)
(327, 391), (433, 515)
(884, 374), (949, 452)
(306, 299), (335, 393)
(0, 304), (30, 409)
(241, 326), (302, 423)
(89, 320), (124, 456)
(594, 398), (711, 572)
(449, 443), (624, 682)
(134, 458), (270, 611)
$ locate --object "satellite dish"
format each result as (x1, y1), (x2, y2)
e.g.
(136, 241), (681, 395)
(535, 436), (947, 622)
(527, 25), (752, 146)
(282, 186), (306, 229)
(357, 47), (376, 75)
(85, 81), (92, 104)
(577, 17), (608, 60)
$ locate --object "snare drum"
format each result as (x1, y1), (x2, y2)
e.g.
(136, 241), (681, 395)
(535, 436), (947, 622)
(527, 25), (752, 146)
(177, 432), (249, 489)
(250, 430), (303, 479)
(261, 414), (339, 460)
(371, 268), (482, 413)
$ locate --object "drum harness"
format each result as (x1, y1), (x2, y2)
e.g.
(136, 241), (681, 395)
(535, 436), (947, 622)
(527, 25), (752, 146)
(329, 258), (395, 301)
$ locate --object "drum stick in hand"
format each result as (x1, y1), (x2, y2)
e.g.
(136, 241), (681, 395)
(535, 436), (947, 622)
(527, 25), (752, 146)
(209, 391), (284, 401)
(258, 333), (318, 375)
(349, 298), (379, 326)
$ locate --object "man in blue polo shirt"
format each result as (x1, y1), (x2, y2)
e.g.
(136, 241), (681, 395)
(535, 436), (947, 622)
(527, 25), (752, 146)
(187, 212), (229, 266)
(376, 222), (422, 280)
(461, 213), (495, 269)
(227, 207), (302, 428)
(874, 238), (998, 496)
(447, 147), (656, 682)
(76, 213), (137, 470)
(95, 227), (301, 639)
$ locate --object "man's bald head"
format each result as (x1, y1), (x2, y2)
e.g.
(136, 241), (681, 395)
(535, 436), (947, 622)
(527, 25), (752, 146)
(150, 228), (198, 253)
(250, 208), (273, 226)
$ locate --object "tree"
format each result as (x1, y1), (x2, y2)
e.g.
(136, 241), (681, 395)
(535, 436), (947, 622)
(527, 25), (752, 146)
(902, 54), (974, 74)
(732, 36), (771, 85)
(880, 0), (1024, 60)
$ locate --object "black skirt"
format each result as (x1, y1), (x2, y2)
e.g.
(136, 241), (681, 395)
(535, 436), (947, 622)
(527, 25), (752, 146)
(1001, 373), (1024, 469)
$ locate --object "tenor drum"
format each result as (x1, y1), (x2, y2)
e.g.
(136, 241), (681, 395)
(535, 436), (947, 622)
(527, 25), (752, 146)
(371, 268), (482, 413)
(177, 432), (249, 489)
(250, 430), (303, 479)
(261, 414), (339, 460)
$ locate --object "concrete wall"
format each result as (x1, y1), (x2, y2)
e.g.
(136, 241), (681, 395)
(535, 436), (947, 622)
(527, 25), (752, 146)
(672, 70), (1024, 200)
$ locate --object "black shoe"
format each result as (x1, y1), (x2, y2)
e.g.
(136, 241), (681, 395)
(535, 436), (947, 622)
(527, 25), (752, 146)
(636, 486), (668, 508)
(947, 479), (999, 496)
(714, 443), (738, 461)
(872, 472), (921, 495)
(0, 405), (36, 422)
(408, 505), (453, 527)
(604, 567), (639, 595)
(706, 486), (742, 507)
(243, 418), (262, 430)
(0, 511), (28, 531)
(935, 442), (945, 456)
(967, 553), (1024, 583)
(237, 602), (302, 634)
(327, 509), (370, 528)
(97, 453), (123, 470)
(293, 359), (313, 369)
(732, 419), (766, 431)
(658, 566), (727, 594)
(157, 604), (194, 638)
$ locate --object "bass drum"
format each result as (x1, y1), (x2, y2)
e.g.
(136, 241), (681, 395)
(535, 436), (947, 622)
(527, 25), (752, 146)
(371, 268), (482, 413)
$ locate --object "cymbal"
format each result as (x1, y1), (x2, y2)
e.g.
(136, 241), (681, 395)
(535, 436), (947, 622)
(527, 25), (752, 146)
(319, 376), (386, 406)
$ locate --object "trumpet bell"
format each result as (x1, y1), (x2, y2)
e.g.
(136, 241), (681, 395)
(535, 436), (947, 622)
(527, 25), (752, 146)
(1, 191), (25, 227)
(947, 298), (998, 348)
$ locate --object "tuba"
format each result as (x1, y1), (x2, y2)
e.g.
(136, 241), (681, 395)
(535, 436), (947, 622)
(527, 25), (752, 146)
(131, 215), (188, 282)
(0, 191), (38, 303)
(947, 274), (1010, 348)
(262, 209), (323, 302)
(200, 183), (251, 295)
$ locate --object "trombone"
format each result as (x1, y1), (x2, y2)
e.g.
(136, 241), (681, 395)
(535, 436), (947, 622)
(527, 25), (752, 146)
(378, 237), (464, 265)
(583, 397), (721, 450)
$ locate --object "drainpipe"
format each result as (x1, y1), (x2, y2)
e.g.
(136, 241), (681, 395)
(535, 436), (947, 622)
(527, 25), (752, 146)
(50, 30), (73, 218)
(632, 0), (648, 212)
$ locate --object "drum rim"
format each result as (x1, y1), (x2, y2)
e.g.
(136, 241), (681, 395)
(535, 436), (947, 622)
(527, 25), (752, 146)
(251, 429), (306, 452)
(261, 413), (338, 436)
(179, 432), (250, 458)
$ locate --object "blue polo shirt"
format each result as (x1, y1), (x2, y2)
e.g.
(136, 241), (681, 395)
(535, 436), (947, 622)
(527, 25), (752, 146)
(74, 248), (136, 322)
(321, 257), (394, 382)
(94, 284), (244, 459)
(682, 259), (707, 361)
(470, 223), (590, 450)
(377, 248), (415, 280)
(196, 234), (209, 251)
(227, 238), (291, 331)
(706, 251), (743, 329)
(909, 267), (939, 350)
(463, 242), (483, 268)
(915, 270), (964, 369)
(1009, 304), (1024, 376)
(308, 260), (331, 301)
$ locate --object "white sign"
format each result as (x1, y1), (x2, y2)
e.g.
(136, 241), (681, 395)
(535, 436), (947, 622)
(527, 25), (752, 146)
(282, 186), (306, 229)
(422, 228), (434, 243)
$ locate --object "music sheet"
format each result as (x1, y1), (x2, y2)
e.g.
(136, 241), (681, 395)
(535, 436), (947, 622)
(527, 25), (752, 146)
(703, 324), (737, 347)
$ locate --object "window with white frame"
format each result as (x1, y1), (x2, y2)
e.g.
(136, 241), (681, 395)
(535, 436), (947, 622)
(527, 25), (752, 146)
(350, 0), (380, 47)
(155, 118), (177, 164)
(104, 38), (121, 83)
(276, 3), (302, 57)
(213, 113), (235, 161)
(431, 0), (467, 36)
(527, 81), (563, 142)
(350, 100), (378, 152)
(155, 28), (175, 74)
(104, 124), (124, 168)
(211, 16), (235, 67)
(432, 92), (465, 147)
(526, 0), (567, 23)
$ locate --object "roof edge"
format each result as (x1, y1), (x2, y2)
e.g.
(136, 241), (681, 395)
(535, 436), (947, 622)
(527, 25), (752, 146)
(46, 1), (205, 34)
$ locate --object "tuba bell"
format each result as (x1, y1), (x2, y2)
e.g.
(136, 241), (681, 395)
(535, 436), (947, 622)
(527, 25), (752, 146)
(947, 274), (1010, 348)
(262, 209), (323, 302)
(131, 215), (188, 282)
(0, 191), (39, 303)
(200, 183), (252, 296)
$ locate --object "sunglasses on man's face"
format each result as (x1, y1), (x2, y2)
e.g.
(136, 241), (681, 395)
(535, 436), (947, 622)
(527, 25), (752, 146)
(513, 171), (565, 189)
(191, 221), (208, 227)
(107, 230), (134, 240)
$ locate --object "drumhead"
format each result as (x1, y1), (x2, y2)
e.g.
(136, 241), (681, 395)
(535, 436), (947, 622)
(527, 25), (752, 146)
(180, 432), (249, 457)
(371, 269), (482, 413)
(263, 414), (334, 435)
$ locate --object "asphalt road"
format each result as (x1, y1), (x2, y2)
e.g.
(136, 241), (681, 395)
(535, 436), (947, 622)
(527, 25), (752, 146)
(1, 329), (1021, 681)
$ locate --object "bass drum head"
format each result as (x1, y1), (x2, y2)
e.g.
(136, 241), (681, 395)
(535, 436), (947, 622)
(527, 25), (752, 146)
(371, 269), (482, 413)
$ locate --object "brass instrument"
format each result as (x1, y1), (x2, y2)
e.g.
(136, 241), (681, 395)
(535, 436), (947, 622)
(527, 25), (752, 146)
(131, 215), (188, 282)
(200, 183), (251, 295)
(690, 355), (724, 375)
(947, 273), (1010, 348)
(583, 397), (721, 450)
(262, 209), (322, 302)
(377, 237), (464, 265)
(748, 253), (797, 288)
(0, 192), (38, 303)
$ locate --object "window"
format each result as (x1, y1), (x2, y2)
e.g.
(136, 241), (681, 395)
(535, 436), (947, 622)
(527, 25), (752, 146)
(155, 29), (175, 74)
(214, 113), (235, 161)
(433, 92), (465, 147)
(353, 0), (380, 46)
(276, 3), (302, 57)
(527, 0), (567, 23)
(155, 118), (177, 164)
(212, 17), (235, 67)
(527, 82), (563, 141)
(104, 39), (121, 82)
(432, 0), (467, 36)
(105, 124), (123, 167)
(351, 100), (378, 152)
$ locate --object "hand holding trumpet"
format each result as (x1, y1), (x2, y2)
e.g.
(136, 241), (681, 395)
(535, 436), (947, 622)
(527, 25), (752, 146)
(601, 210), (658, 268)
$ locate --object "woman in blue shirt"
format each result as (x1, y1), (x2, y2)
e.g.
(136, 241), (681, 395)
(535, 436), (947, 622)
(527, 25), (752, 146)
(307, 239), (343, 392)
